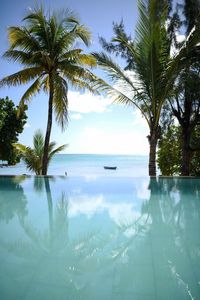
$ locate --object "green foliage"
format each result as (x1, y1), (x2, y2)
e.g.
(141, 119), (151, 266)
(190, 125), (200, 175)
(91, 0), (200, 175)
(157, 126), (181, 176)
(93, 0), (200, 129)
(157, 125), (200, 176)
(0, 7), (98, 174)
(0, 97), (27, 164)
(14, 130), (67, 175)
(0, 7), (97, 130)
(165, 0), (200, 176)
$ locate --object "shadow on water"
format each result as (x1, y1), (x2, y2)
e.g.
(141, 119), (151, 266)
(0, 176), (199, 299)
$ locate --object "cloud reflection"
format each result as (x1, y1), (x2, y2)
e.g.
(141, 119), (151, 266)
(68, 193), (140, 225)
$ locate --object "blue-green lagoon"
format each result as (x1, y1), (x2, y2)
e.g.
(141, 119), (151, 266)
(0, 175), (200, 300)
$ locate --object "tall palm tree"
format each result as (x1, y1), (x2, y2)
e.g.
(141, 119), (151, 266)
(14, 129), (67, 175)
(0, 7), (96, 174)
(92, 0), (200, 176)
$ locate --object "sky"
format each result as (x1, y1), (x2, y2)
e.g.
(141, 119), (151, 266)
(0, 0), (149, 155)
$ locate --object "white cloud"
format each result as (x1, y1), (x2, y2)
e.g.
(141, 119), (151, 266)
(70, 113), (82, 120)
(68, 91), (113, 114)
(76, 125), (149, 155)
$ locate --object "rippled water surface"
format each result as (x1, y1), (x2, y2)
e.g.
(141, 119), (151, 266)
(0, 176), (200, 300)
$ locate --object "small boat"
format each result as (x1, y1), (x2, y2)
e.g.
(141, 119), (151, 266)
(104, 166), (117, 170)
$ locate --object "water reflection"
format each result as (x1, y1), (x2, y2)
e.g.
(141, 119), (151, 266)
(0, 176), (199, 299)
(0, 176), (27, 223)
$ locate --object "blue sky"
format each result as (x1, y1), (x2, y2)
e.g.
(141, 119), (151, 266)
(0, 0), (149, 155)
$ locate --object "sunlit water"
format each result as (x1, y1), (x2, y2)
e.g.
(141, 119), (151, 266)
(0, 175), (200, 300)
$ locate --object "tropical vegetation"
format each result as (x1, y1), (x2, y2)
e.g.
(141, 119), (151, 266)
(0, 1), (199, 176)
(0, 7), (96, 174)
(14, 129), (67, 175)
(0, 97), (27, 165)
(158, 125), (200, 176)
(91, 0), (200, 176)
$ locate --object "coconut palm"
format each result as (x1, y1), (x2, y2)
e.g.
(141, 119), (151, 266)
(0, 7), (96, 174)
(92, 0), (200, 176)
(14, 129), (67, 175)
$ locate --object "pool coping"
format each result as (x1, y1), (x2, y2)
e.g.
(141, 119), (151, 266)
(0, 174), (200, 179)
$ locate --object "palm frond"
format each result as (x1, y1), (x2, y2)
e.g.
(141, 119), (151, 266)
(58, 62), (96, 89)
(78, 54), (97, 67)
(3, 50), (33, 65)
(92, 52), (137, 90)
(14, 130), (67, 175)
(33, 130), (44, 156)
(59, 49), (82, 61)
(13, 142), (42, 175)
(8, 26), (40, 52)
(19, 76), (43, 112)
(90, 75), (151, 127)
(74, 24), (91, 46)
(0, 67), (43, 87)
(48, 144), (68, 163)
(53, 75), (68, 130)
(92, 52), (151, 120)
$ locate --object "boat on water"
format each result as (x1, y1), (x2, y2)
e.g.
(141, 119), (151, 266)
(104, 166), (117, 170)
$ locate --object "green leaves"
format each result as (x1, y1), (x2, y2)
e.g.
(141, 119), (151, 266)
(53, 75), (68, 130)
(0, 97), (27, 165)
(0, 67), (43, 88)
(14, 130), (68, 175)
(94, 0), (200, 132)
(1, 6), (97, 135)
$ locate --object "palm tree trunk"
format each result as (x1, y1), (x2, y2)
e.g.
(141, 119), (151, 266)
(181, 127), (191, 176)
(148, 132), (157, 176)
(42, 75), (54, 175)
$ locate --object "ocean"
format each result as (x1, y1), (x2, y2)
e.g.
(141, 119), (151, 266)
(0, 154), (149, 177)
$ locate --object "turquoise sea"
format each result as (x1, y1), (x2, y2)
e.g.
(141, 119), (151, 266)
(0, 154), (149, 177)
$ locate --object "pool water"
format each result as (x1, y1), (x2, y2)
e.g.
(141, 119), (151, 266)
(0, 176), (200, 300)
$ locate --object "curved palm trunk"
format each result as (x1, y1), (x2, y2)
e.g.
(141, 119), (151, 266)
(42, 76), (54, 175)
(148, 132), (158, 176)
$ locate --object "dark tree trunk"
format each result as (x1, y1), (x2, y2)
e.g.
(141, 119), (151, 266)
(44, 177), (54, 246)
(42, 75), (54, 175)
(148, 132), (158, 176)
(181, 127), (191, 176)
(180, 81), (192, 176)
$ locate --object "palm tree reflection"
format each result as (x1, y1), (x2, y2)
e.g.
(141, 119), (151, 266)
(0, 176), (200, 299)
(113, 177), (200, 299)
(0, 177), (109, 299)
(0, 176), (27, 223)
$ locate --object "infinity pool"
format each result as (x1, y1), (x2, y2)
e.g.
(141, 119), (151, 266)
(0, 176), (200, 300)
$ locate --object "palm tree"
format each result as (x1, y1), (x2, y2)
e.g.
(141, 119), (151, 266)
(0, 7), (96, 174)
(14, 129), (67, 175)
(92, 0), (200, 176)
